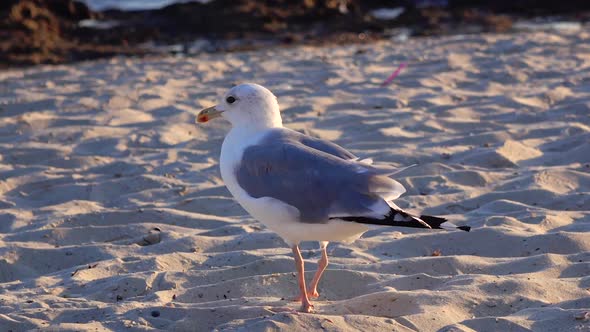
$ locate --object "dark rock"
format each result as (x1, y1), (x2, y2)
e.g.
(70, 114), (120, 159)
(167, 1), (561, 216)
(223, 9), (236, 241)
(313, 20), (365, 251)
(0, 0), (142, 67)
(1, 0), (590, 67)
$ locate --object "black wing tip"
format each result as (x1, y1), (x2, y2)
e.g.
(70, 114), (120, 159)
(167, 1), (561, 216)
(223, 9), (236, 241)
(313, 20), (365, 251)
(336, 211), (472, 232)
(419, 215), (447, 229)
(421, 215), (471, 232)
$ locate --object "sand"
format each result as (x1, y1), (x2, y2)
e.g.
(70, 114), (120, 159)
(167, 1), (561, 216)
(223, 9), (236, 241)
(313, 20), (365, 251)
(1, 27), (589, 331)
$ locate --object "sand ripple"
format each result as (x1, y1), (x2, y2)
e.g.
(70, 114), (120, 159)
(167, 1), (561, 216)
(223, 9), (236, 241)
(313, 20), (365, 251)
(1, 29), (589, 331)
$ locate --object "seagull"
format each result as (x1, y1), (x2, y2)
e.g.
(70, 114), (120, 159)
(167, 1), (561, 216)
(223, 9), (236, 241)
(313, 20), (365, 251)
(197, 83), (470, 313)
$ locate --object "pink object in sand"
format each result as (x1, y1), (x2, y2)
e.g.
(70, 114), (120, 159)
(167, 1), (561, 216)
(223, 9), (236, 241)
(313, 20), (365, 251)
(381, 62), (407, 86)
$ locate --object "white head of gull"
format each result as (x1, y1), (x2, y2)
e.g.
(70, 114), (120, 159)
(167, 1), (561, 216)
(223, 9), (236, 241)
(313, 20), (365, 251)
(197, 83), (470, 313)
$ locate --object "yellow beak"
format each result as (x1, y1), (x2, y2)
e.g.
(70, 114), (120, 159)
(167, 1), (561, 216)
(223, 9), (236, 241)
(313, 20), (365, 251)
(197, 106), (223, 123)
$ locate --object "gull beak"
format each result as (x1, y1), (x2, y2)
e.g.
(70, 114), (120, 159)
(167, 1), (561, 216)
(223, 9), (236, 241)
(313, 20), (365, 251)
(197, 106), (223, 123)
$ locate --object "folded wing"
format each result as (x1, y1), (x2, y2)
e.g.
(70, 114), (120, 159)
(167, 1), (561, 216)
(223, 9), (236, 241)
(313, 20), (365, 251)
(235, 129), (405, 224)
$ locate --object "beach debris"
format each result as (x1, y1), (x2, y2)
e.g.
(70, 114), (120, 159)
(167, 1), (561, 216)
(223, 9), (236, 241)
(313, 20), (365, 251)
(371, 8), (405, 21)
(574, 311), (589, 321)
(136, 228), (162, 246)
(513, 21), (582, 33)
(71, 263), (98, 277)
(381, 63), (407, 86)
(175, 185), (188, 196)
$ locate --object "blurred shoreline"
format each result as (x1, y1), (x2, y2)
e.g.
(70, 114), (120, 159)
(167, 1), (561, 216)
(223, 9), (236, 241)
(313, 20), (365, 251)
(1, 0), (589, 68)
(82, 0), (208, 12)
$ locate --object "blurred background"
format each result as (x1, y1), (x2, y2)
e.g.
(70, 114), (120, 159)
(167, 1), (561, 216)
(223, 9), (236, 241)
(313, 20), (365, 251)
(1, 0), (589, 68)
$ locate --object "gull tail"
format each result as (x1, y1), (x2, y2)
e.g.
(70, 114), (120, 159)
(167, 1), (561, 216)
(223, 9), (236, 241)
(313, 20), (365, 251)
(335, 208), (471, 232)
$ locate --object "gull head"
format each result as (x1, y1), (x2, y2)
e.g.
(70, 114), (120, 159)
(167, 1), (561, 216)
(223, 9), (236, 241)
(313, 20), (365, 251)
(197, 83), (282, 129)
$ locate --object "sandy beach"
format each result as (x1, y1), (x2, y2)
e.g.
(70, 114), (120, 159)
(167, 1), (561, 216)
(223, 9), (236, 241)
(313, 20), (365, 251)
(1, 27), (589, 331)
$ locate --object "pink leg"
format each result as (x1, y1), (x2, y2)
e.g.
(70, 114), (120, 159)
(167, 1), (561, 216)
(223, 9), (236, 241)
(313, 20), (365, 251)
(292, 245), (314, 313)
(308, 242), (329, 298)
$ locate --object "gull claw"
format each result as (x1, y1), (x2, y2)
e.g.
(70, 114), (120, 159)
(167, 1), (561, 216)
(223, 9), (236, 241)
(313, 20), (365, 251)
(308, 290), (320, 298)
(292, 290), (320, 302)
(301, 302), (315, 313)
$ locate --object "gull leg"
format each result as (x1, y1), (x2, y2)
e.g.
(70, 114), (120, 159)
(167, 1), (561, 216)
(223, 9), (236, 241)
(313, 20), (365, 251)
(307, 241), (329, 298)
(292, 245), (314, 313)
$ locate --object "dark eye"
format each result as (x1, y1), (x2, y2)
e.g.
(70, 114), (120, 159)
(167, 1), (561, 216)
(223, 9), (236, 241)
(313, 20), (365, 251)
(226, 96), (236, 104)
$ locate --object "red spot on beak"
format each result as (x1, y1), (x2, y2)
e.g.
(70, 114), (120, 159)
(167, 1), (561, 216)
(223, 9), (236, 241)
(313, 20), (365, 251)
(197, 115), (209, 123)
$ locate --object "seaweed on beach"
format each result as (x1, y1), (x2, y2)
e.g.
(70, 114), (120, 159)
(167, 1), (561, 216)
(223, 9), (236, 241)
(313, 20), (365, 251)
(1, 0), (589, 67)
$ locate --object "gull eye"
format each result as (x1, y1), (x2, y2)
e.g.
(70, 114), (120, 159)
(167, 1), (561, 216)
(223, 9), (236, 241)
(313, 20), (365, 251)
(226, 96), (236, 104)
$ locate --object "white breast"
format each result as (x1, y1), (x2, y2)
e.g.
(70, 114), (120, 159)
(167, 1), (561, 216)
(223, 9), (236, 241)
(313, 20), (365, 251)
(220, 129), (296, 241)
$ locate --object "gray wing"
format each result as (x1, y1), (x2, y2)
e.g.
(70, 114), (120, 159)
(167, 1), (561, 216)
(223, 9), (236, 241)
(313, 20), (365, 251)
(264, 128), (357, 160)
(235, 134), (404, 224)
